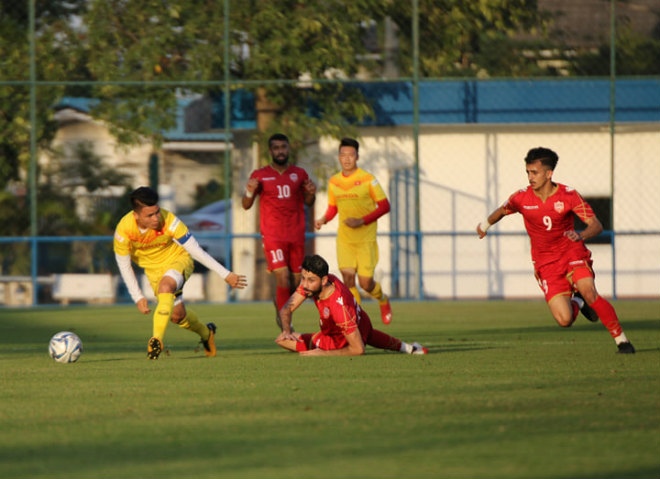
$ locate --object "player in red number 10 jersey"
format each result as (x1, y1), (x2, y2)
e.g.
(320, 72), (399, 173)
(242, 133), (316, 330)
(476, 147), (634, 354)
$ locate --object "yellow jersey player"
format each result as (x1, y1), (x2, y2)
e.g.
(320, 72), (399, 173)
(114, 187), (247, 359)
(315, 138), (393, 324)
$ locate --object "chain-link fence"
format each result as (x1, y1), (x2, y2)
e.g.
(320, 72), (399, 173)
(1, 0), (659, 305)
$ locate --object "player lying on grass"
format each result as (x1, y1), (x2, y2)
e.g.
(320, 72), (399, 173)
(114, 186), (247, 359)
(476, 147), (634, 354)
(275, 254), (427, 356)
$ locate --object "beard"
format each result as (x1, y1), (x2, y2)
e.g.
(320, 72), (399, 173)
(303, 286), (322, 298)
(272, 154), (289, 166)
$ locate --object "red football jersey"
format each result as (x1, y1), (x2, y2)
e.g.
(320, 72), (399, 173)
(250, 164), (310, 243)
(296, 274), (370, 339)
(502, 183), (595, 267)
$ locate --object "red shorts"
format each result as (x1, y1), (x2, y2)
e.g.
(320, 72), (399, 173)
(296, 317), (373, 352)
(262, 238), (305, 273)
(534, 251), (594, 303)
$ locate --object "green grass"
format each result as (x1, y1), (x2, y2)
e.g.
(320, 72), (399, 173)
(1, 300), (658, 479)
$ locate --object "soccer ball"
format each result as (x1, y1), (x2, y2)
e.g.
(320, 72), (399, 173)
(48, 331), (83, 363)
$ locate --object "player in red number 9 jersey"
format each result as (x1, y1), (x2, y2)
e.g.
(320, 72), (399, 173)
(242, 133), (316, 330)
(476, 147), (634, 354)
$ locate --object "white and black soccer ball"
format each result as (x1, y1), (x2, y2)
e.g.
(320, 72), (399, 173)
(48, 331), (83, 363)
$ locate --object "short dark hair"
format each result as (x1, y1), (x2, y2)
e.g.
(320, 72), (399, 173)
(268, 133), (289, 147)
(525, 147), (559, 170)
(130, 186), (159, 211)
(302, 255), (329, 279)
(339, 137), (359, 153)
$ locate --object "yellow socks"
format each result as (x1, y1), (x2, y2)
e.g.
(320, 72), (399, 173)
(349, 286), (362, 305)
(153, 293), (175, 340)
(369, 282), (388, 304)
(177, 308), (209, 341)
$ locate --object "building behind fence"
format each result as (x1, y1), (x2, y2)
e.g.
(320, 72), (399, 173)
(1, 1), (659, 305)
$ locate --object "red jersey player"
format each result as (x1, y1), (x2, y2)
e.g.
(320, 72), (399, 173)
(242, 133), (316, 330)
(476, 147), (634, 354)
(275, 254), (427, 356)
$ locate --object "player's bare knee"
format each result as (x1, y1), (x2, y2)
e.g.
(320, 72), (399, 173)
(581, 290), (598, 305)
(358, 277), (374, 291)
(555, 315), (574, 327)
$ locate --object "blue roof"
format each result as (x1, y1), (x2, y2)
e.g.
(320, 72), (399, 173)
(357, 78), (660, 125)
(57, 78), (660, 135)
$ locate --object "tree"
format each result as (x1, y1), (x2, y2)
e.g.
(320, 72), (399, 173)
(567, 23), (660, 76)
(0, 0), (87, 191)
(382, 0), (548, 77)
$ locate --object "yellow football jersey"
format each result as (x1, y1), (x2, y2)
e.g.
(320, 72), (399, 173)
(328, 167), (387, 243)
(113, 209), (191, 270)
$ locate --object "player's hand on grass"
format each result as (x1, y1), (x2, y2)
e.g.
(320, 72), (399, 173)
(276, 330), (300, 342)
(137, 298), (151, 314)
(225, 272), (247, 289)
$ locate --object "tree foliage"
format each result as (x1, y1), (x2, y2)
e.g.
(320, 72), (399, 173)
(2, 0), (657, 221)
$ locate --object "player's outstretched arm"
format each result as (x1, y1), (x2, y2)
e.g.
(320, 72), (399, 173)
(477, 206), (506, 238)
(277, 291), (306, 338)
(224, 272), (247, 289)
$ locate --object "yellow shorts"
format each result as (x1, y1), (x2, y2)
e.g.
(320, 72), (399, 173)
(144, 254), (194, 297)
(336, 240), (379, 278)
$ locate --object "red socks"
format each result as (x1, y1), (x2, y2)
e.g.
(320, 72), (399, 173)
(276, 286), (290, 312)
(590, 296), (623, 338)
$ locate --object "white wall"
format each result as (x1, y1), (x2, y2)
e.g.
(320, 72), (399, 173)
(313, 123), (660, 299)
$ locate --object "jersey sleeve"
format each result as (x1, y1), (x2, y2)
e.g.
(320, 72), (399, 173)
(501, 190), (523, 215)
(368, 176), (387, 203)
(327, 179), (337, 207)
(113, 224), (131, 256)
(570, 190), (595, 222)
(164, 212), (189, 241)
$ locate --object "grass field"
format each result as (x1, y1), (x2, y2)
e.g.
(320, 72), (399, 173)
(0, 299), (658, 479)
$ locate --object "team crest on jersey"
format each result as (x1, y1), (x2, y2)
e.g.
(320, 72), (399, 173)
(554, 201), (564, 213)
(322, 307), (330, 319)
(290, 173), (298, 182)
